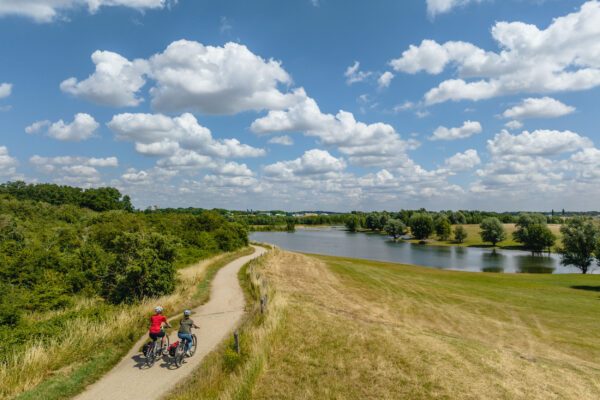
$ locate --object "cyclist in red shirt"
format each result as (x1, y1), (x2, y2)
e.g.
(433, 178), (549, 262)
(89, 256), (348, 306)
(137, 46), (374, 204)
(149, 306), (171, 342)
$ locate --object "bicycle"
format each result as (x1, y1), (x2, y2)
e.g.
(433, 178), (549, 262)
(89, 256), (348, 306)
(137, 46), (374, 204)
(173, 333), (197, 368)
(144, 334), (170, 368)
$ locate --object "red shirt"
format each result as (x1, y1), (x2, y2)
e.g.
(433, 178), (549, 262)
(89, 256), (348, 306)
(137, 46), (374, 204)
(149, 314), (167, 334)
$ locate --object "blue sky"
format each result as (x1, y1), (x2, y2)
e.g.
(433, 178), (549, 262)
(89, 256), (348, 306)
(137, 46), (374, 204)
(1, 0), (599, 211)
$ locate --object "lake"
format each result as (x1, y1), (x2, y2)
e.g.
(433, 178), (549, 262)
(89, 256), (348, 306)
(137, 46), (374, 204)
(250, 227), (581, 274)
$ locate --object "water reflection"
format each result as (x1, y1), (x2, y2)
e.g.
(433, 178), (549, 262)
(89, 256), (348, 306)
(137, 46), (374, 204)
(515, 255), (556, 274)
(250, 228), (570, 274)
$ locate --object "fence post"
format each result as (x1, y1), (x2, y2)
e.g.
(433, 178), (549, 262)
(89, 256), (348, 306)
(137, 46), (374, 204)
(234, 330), (240, 354)
(260, 296), (265, 314)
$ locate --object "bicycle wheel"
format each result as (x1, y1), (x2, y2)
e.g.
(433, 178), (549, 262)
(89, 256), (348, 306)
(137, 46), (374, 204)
(188, 334), (197, 357)
(145, 342), (156, 367)
(161, 335), (170, 356)
(174, 344), (185, 368)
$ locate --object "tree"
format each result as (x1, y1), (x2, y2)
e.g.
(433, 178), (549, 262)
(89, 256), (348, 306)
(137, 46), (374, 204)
(345, 215), (360, 232)
(454, 225), (468, 243)
(479, 218), (506, 247)
(435, 216), (452, 241)
(384, 219), (406, 240)
(285, 217), (296, 232)
(560, 217), (599, 274)
(512, 214), (556, 255)
(409, 213), (434, 240)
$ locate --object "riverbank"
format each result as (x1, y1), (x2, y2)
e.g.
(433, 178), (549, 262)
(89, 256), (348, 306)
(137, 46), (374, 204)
(163, 249), (600, 399)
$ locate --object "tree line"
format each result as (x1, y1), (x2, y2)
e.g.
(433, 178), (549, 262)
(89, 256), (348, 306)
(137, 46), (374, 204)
(0, 181), (134, 212)
(0, 190), (248, 330)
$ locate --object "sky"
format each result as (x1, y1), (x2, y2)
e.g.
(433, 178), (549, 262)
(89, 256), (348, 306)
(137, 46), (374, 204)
(1, 0), (600, 211)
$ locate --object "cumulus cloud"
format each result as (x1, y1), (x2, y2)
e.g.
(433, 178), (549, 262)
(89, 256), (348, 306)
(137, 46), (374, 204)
(108, 112), (265, 159)
(28, 113), (99, 141)
(502, 97), (575, 120)
(0, 83), (12, 99)
(29, 154), (118, 185)
(504, 120), (523, 130)
(444, 149), (480, 172)
(344, 61), (372, 85)
(268, 135), (294, 146)
(392, 2), (600, 104)
(0, 0), (174, 23)
(148, 40), (299, 114)
(61, 51), (148, 107)
(426, 0), (483, 17)
(377, 71), (394, 88)
(251, 92), (418, 167)
(487, 129), (592, 157)
(264, 149), (346, 180)
(429, 120), (482, 141)
(0, 146), (18, 176)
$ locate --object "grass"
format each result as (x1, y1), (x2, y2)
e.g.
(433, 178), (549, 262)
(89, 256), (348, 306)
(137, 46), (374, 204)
(167, 248), (600, 399)
(4, 247), (255, 400)
(405, 223), (562, 250)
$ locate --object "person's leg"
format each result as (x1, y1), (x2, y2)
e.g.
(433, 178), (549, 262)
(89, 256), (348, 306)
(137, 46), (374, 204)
(178, 333), (192, 352)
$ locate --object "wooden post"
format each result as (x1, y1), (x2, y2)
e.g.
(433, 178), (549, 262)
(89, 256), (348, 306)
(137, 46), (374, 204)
(260, 296), (265, 314)
(234, 331), (240, 354)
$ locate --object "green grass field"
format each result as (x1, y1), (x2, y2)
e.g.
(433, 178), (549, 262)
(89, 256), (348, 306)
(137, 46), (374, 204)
(167, 249), (600, 399)
(407, 223), (563, 250)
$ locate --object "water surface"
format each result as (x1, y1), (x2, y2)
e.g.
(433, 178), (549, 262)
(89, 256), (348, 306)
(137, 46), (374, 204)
(251, 227), (579, 274)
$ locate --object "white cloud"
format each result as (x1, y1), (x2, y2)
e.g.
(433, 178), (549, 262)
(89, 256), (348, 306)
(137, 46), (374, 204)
(430, 120), (481, 141)
(392, 2), (600, 104)
(108, 112), (265, 159)
(264, 149), (346, 180)
(377, 71), (394, 88)
(25, 120), (51, 134)
(344, 61), (372, 85)
(148, 40), (299, 114)
(29, 154), (118, 186)
(426, 0), (482, 17)
(504, 120), (523, 130)
(60, 51), (148, 107)
(502, 97), (575, 120)
(251, 93), (418, 167)
(268, 135), (294, 146)
(0, 146), (18, 176)
(445, 149), (480, 172)
(0, 83), (12, 99)
(487, 129), (592, 157)
(49, 113), (99, 141)
(30, 155), (118, 167)
(0, 0), (173, 23)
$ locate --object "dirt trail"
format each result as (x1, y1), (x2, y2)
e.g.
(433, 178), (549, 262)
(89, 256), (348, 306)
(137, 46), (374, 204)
(74, 245), (266, 400)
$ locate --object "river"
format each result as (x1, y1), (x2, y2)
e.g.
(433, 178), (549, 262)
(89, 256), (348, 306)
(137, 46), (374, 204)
(250, 227), (582, 274)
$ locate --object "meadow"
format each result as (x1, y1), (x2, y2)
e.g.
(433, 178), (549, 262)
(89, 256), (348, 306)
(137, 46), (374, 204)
(166, 248), (600, 399)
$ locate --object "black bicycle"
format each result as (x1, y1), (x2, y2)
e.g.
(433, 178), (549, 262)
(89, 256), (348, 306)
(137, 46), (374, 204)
(144, 334), (170, 368)
(173, 334), (197, 368)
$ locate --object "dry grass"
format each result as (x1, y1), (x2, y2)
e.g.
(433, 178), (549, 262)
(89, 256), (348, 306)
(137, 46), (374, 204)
(2, 248), (253, 400)
(171, 248), (600, 399)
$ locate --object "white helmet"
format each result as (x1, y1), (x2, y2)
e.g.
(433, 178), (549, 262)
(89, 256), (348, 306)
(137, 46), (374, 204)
(184, 309), (192, 316)
(154, 306), (163, 313)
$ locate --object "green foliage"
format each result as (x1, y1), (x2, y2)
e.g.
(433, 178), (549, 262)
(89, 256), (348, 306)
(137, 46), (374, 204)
(513, 214), (556, 255)
(560, 217), (599, 274)
(435, 215), (452, 241)
(453, 225), (468, 243)
(0, 181), (133, 212)
(345, 215), (361, 232)
(384, 219), (406, 239)
(479, 218), (506, 246)
(285, 217), (296, 232)
(409, 213), (434, 240)
(0, 185), (248, 351)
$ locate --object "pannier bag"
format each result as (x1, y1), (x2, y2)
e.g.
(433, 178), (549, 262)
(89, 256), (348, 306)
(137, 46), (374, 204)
(168, 341), (179, 357)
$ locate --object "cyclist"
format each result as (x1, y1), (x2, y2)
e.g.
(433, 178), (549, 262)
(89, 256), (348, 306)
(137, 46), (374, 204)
(149, 306), (171, 344)
(178, 310), (199, 356)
